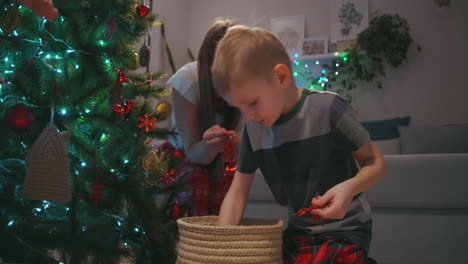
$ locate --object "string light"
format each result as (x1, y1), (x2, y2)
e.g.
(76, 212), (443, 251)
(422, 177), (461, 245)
(7, 220), (14, 227)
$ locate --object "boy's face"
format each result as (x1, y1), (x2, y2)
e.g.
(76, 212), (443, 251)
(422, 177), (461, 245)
(222, 75), (286, 127)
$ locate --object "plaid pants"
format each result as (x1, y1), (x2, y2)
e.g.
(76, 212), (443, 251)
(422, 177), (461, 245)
(176, 161), (234, 216)
(283, 234), (366, 264)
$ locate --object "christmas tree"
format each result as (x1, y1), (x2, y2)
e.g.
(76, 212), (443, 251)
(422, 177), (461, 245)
(0, 0), (185, 263)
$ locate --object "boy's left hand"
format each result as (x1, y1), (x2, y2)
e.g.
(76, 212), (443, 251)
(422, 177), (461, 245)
(311, 181), (355, 219)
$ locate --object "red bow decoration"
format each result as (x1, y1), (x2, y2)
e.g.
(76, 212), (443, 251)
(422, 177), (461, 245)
(112, 99), (134, 115)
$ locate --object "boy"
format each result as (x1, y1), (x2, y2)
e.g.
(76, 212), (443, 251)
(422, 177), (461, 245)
(212, 25), (386, 263)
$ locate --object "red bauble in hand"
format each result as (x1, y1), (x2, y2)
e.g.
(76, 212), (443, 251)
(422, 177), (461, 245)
(5, 103), (35, 132)
(136, 5), (150, 18)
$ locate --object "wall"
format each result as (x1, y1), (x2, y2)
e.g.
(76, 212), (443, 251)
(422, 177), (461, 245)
(159, 0), (467, 126)
(150, 0), (191, 76)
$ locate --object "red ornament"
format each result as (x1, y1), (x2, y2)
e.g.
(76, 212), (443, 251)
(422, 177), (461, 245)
(112, 99), (134, 115)
(5, 103), (35, 132)
(159, 168), (176, 186)
(172, 204), (181, 220)
(137, 113), (157, 133)
(171, 149), (186, 161)
(89, 176), (105, 206)
(293, 194), (328, 226)
(115, 68), (153, 86)
(117, 69), (129, 84)
(136, 5), (150, 18)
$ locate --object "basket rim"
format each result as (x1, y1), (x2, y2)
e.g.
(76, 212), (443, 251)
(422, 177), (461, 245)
(177, 216), (284, 231)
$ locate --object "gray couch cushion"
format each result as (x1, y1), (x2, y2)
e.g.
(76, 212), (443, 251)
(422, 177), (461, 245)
(399, 124), (468, 154)
(366, 153), (468, 208)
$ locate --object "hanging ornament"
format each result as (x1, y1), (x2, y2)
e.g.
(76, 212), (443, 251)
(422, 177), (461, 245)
(115, 68), (153, 86)
(112, 99), (134, 118)
(154, 101), (172, 120)
(136, 5), (150, 18)
(172, 203), (181, 220)
(1, 6), (21, 35)
(129, 52), (140, 70)
(142, 150), (165, 172)
(137, 113), (157, 133)
(117, 69), (129, 84)
(89, 176), (105, 206)
(5, 103), (35, 132)
(139, 43), (151, 67)
(23, 121), (71, 202)
(159, 168), (176, 186)
(171, 149), (186, 162)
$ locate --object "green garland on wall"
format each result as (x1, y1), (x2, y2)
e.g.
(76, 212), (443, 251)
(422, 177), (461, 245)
(314, 12), (421, 101)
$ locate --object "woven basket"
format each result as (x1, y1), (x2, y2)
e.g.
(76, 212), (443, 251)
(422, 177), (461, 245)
(176, 216), (284, 264)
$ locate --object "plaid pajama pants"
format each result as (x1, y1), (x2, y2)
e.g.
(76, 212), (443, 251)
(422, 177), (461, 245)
(283, 234), (367, 264)
(176, 161), (235, 216)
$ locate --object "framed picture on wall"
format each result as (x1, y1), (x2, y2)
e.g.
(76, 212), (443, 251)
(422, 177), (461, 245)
(270, 15), (305, 59)
(302, 38), (328, 56)
(331, 0), (369, 43)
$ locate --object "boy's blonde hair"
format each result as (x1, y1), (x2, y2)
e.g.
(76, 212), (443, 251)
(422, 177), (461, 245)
(212, 25), (292, 94)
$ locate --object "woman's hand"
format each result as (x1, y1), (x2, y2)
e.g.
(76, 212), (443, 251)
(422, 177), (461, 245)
(202, 125), (230, 153)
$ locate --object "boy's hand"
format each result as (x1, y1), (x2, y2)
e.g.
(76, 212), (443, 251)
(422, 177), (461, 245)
(311, 181), (355, 219)
(202, 125), (230, 153)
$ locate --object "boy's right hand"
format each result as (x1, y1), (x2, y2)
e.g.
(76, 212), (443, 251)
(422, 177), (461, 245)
(202, 125), (230, 153)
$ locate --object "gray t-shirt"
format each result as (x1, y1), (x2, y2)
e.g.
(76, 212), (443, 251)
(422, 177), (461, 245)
(238, 88), (372, 250)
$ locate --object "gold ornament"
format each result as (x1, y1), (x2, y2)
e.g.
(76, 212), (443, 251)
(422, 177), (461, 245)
(1, 6), (21, 35)
(142, 150), (165, 172)
(155, 101), (172, 120)
(129, 52), (139, 70)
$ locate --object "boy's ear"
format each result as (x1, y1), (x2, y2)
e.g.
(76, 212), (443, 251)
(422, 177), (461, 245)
(273, 64), (292, 89)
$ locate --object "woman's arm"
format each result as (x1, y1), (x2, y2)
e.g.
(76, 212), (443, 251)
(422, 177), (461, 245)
(171, 88), (225, 165)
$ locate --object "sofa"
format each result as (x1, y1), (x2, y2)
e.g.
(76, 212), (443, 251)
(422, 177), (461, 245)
(244, 123), (468, 264)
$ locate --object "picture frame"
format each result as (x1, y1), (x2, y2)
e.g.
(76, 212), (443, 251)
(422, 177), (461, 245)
(302, 38), (328, 56)
(331, 0), (369, 43)
(270, 15), (305, 59)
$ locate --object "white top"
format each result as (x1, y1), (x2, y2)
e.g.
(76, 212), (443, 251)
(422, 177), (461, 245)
(167, 62), (243, 150)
